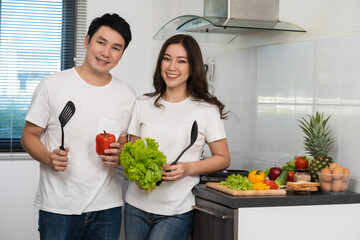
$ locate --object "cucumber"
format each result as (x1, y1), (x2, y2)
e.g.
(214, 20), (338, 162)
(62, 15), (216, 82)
(275, 170), (288, 186)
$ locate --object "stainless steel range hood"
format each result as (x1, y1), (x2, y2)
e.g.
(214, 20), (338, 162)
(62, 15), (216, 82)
(153, 0), (306, 43)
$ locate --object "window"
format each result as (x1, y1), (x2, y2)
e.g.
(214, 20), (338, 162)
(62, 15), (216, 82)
(0, 0), (86, 155)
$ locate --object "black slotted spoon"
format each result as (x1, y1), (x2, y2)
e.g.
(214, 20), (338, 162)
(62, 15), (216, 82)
(156, 120), (198, 186)
(58, 101), (76, 150)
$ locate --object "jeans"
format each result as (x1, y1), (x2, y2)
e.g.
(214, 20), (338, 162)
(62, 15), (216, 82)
(38, 206), (122, 240)
(124, 203), (193, 240)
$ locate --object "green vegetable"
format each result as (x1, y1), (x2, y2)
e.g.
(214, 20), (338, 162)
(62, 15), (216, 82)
(282, 159), (296, 172)
(304, 155), (312, 166)
(274, 170), (288, 186)
(264, 168), (270, 177)
(220, 174), (253, 190)
(120, 138), (167, 191)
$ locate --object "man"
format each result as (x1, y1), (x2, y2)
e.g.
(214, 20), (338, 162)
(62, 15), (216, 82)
(21, 13), (136, 240)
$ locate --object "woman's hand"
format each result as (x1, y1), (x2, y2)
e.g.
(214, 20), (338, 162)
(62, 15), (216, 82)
(161, 162), (190, 182)
(100, 142), (121, 167)
(161, 139), (230, 181)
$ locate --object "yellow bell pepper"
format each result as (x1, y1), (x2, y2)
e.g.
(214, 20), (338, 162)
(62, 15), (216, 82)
(248, 170), (266, 184)
(252, 182), (271, 190)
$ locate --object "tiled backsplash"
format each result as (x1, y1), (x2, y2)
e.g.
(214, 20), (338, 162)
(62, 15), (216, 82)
(211, 33), (360, 192)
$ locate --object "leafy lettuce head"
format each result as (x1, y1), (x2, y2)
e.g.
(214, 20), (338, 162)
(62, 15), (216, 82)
(120, 137), (166, 191)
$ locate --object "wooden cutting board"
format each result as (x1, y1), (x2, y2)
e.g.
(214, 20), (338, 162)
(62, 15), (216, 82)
(206, 182), (287, 196)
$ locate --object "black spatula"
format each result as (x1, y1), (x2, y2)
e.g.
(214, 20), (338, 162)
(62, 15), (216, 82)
(156, 120), (198, 186)
(58, 101), (76, 150)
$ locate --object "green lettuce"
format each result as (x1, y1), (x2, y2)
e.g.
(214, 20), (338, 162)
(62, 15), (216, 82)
(120, 138), (166, 191)
(282, 159), (296, 172)
(220, 174), (253, 190)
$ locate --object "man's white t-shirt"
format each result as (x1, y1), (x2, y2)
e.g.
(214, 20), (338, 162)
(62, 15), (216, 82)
(26, 68), (136, 215)
(125, 95), (226, 215)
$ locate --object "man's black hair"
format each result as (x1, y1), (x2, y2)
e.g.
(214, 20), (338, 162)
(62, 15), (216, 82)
(87, 13), (132, 50)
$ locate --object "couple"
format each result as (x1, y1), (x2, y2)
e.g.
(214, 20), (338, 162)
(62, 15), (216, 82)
(21, 13), (230, 240)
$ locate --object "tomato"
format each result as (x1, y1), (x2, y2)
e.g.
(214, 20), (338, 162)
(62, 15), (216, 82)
(295, 156), (309, 169)
(287, 171), (295, 182)
(263, 180), (279, 189)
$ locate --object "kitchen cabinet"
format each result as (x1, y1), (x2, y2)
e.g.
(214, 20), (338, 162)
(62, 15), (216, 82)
(192, 184), (360, 240)
(192, 197), (237, 240)
(236, 204), (360, 239)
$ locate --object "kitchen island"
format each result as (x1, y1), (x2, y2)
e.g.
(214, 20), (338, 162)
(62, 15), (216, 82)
(192, 184), (360, 240)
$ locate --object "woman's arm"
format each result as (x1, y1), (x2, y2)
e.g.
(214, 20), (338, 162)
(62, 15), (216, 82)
(129, 135), (140, 144)
(161, 138), (230, 182)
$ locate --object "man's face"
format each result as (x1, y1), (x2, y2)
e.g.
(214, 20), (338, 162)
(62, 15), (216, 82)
(83, 25), (126, 75)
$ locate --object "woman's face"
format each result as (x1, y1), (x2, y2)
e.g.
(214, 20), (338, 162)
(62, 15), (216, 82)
(161, 43), (190, 92)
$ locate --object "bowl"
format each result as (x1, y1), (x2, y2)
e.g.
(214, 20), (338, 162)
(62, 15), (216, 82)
(318, 172), (350, 194)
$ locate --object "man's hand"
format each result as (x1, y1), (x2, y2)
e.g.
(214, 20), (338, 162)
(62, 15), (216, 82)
(49, 148), (69, 171)
(100, 142), (121, 167)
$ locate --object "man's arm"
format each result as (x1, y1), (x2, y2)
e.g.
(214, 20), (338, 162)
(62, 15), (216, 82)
(21, 121), (68, 171)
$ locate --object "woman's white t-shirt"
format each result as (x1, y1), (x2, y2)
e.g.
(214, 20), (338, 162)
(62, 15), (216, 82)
(125, 95), (226, 215)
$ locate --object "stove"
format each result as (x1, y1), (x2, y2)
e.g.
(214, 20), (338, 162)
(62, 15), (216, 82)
(199, 169), (249, 183)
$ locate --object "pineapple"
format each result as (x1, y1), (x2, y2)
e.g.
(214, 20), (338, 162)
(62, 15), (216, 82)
(298, 112), (334, 182)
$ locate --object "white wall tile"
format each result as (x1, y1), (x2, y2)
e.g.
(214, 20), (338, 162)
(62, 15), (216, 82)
(296, 41), (316, 104)
(213, 51), (242, 103)
(253, 104), (275, 161)
(341, 33), (360, 105)
(258, 46), (276, 103)
(223, 103), (243, 157)
(316, 37), (342, 104)
(240, 48), (258, 104)
(339, 107), (360, 177)
(275, 43), (296, 104)
(274, 105), (295, 163)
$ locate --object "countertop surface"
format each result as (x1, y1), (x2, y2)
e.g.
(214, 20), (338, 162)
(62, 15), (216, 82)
(192, 184), (360, 209)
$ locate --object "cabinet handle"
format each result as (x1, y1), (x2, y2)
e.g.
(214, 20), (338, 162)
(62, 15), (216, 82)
(192, 205), (233, 219)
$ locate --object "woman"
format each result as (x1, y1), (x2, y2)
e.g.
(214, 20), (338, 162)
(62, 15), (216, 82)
(124, 34), (230, 240)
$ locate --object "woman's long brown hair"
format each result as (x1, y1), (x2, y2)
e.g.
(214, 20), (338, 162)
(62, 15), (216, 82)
(145, 34), (228, 119)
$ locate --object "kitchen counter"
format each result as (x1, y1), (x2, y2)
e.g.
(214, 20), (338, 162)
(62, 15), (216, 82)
(192, 184), (360, 239)
(192, 184), (360, 208)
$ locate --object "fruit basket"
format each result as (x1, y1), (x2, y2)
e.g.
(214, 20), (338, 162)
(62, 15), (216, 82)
(318, 172), (350, 194)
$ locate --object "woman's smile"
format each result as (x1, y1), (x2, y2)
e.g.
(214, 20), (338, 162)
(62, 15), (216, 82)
(165, 72), (180, 79)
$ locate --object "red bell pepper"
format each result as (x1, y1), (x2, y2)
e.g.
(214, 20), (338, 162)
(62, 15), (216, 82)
(263, 180), (279, 189)
(96, 130), (116, 155)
